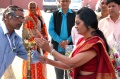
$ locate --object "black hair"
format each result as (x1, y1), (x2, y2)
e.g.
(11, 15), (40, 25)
(106, 0), (120, 5)
(76, 7), (110, 53)
(2, 5), (24, 21)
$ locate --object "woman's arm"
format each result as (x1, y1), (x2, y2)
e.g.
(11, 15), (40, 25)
(40, 56), (70, 70)
(49, 49), (97, 69)
(35, 38), (97, 69)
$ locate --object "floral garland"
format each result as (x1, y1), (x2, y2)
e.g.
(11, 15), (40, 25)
(109, 41), (120, 77)
(65, 45), (74, 79)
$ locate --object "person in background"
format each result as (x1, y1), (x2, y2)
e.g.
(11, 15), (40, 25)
(48, 0), (76, 79)
(22, 1), (48, 79)
(98, 0), (120, 74)
(0, 5), (28, 78)
(71, 26), (83, 45)
(98, 0), (120, 43)
(35, 7), (116, 79)
(95, 0), (101, 12)
(95, 0), (109, 21)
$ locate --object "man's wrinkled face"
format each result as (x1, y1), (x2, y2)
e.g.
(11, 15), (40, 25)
(8, 10), (24, 30)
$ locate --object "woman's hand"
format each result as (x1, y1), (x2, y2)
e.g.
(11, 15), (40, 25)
(34, 38), (52, 53)
(40, 55), (48, 64)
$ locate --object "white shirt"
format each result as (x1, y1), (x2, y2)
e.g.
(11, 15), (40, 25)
(98, 15), (120, 42)
(71, 26), (83, 45)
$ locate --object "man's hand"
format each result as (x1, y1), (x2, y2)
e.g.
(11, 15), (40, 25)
(60, 40), (69, 49)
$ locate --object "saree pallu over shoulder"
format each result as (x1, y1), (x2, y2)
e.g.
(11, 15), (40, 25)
(71, 36), (116, 79)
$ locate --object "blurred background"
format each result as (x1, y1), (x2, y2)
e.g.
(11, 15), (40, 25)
(0, 0), (98, 12)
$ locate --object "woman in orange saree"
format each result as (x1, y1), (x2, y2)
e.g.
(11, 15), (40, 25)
(34, 7), (116, 79)
(22, 1), (48, 79)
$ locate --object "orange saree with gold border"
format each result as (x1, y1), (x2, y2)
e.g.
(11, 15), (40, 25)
(71, 36), (116, 79)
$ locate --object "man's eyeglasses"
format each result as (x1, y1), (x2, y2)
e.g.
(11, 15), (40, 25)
(13, 15), (25, 20)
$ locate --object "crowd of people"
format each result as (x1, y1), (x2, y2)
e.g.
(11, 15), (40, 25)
(0, 0), (120, 79)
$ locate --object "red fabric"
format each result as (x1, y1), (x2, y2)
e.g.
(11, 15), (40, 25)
(80, 56), (98, 72)
(31, 62), (46, 79)
(77, 73), (96, 79)
(71, 36), (116, 79)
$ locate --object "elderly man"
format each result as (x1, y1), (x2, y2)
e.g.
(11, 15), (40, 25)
(0, 5), (28, 78)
